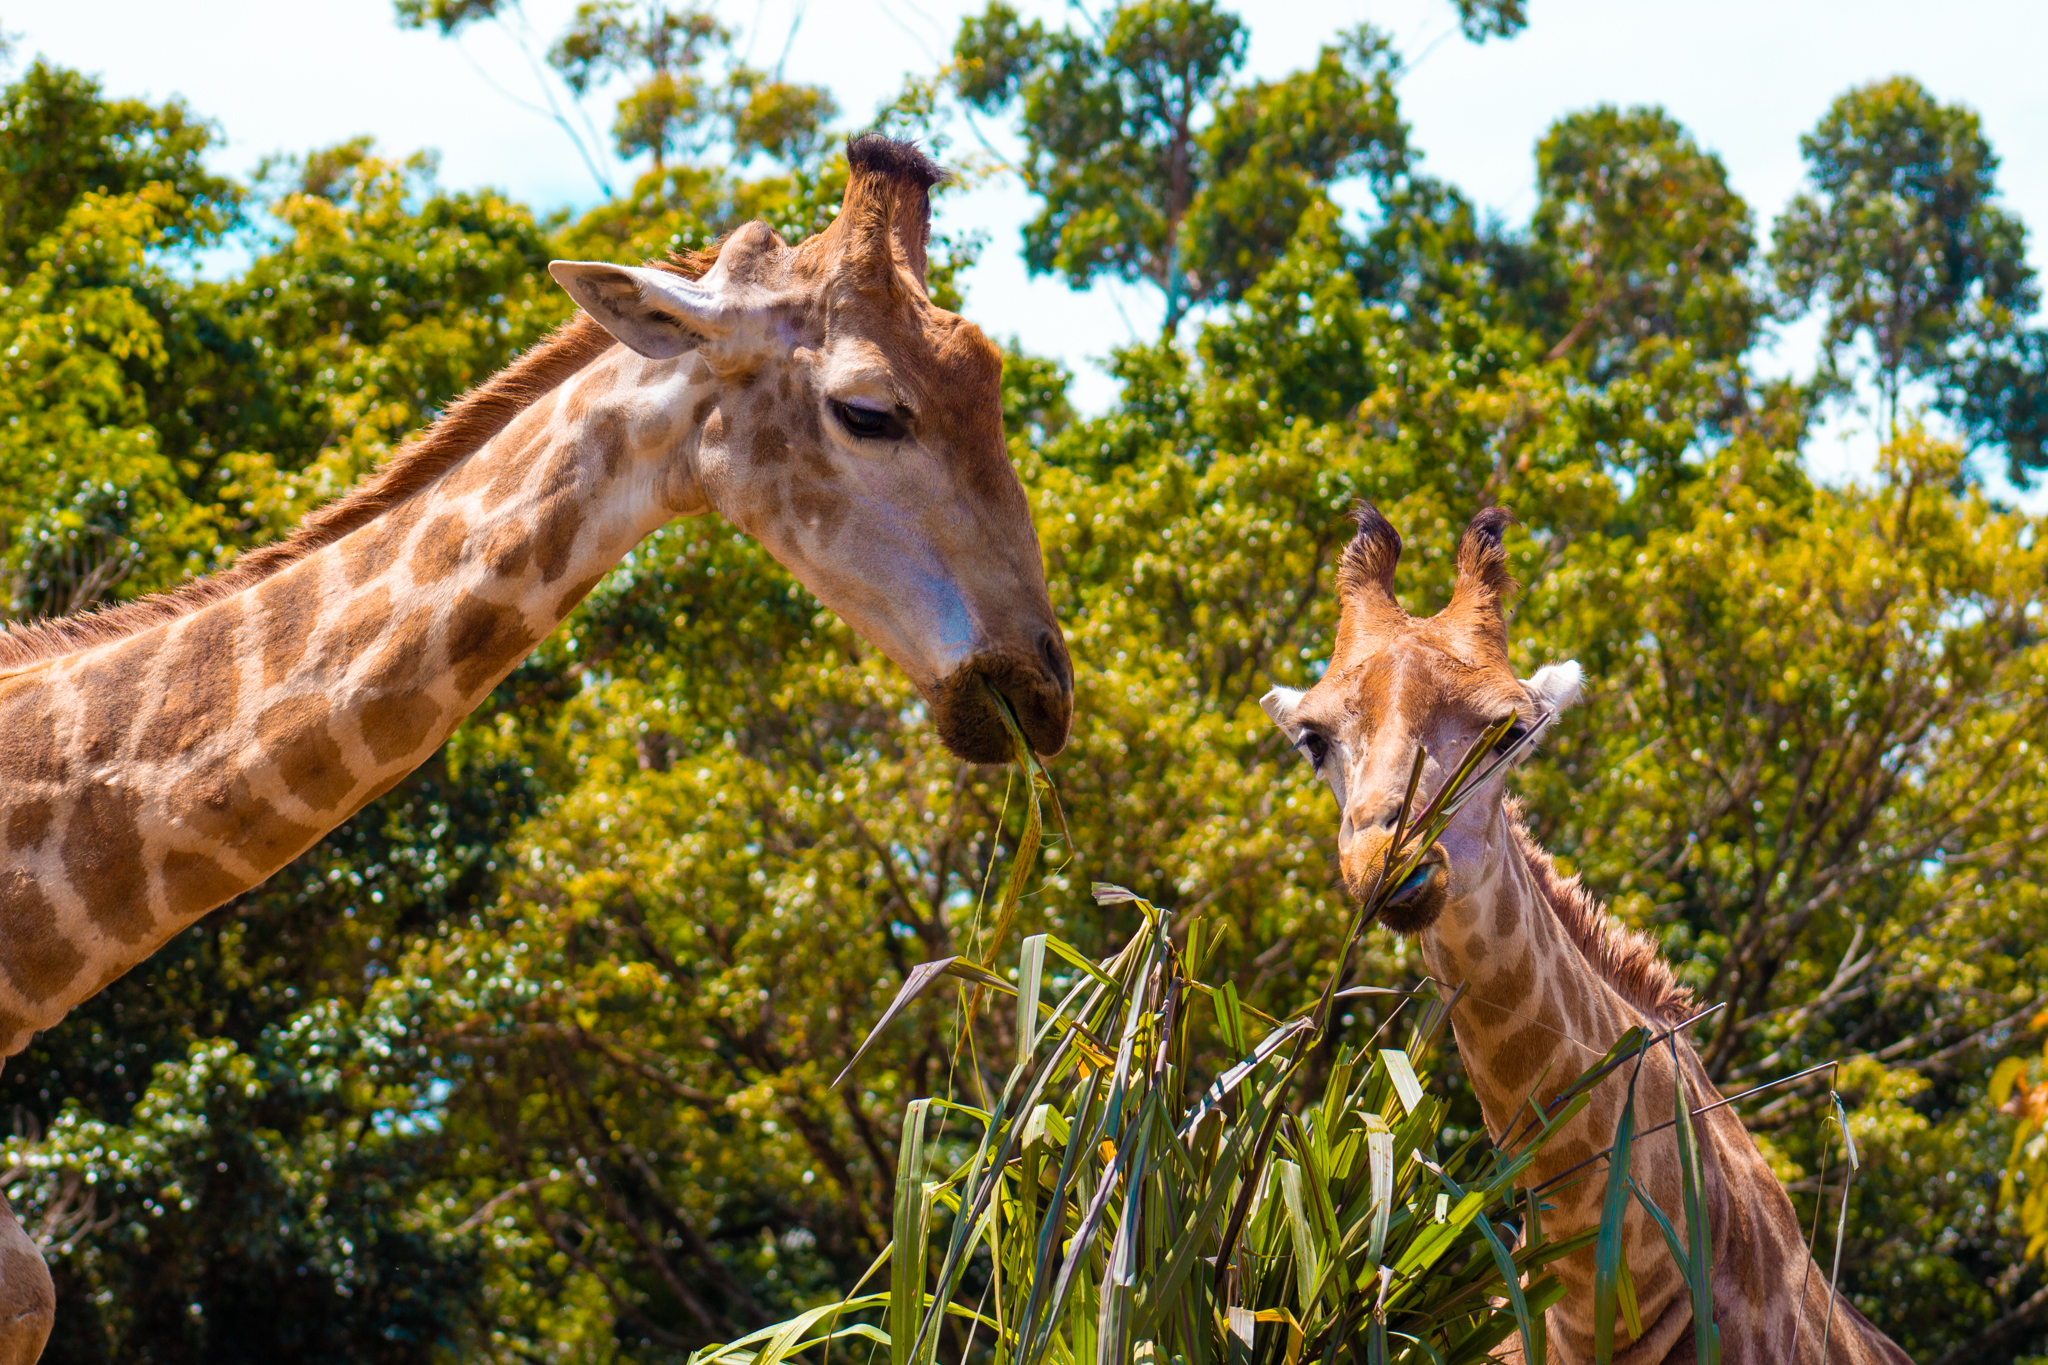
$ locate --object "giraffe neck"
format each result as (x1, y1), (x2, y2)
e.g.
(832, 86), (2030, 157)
(1419, 808), (1703, 1361)
(1420, 813), (1906, 1363)
(0, 343), (709, 1057)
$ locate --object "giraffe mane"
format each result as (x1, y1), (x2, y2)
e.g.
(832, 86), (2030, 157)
(1507, 804), (1694, 1024)
(0, 248), (723, 674)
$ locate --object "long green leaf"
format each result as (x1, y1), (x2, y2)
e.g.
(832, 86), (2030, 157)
(890, 1099), (935, 1365)
(1672, 1036), (1720, 1365)
(1592, 1074), (1638, 1363)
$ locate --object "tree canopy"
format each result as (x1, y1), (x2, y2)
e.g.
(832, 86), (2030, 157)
(1771, 75), (2048, 479)
(2, 6), (2048, 1362)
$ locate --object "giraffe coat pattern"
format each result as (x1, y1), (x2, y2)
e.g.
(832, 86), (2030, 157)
(0, 134), (1071, 1362)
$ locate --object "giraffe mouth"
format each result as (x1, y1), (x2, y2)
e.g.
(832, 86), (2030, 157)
(1384, 852), (1445, 909)
(929, 649), (1074, 762)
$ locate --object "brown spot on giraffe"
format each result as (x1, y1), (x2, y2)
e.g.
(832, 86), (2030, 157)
(0, 687), (65, 784)
(135, 600), (243, 764)
(5, 800), (55, 852)
(358, 607), (444, 764)
(325, 587), (395, 672)
(412, 512), (470, 586)
(257, 570), (318, 689)
(0, 871), (87, 1004)
(484, 423), (557, 507)
(475, 518), (532, 579)
(560, 370), (594, 425)
(338, 492), (428, 589)
(788, 477), (849, 546)
(63, 783), (154, 944)
(529, 461), (584, 585)
(447, 593), (539, 696)
(1491, 1007), (1566, 1097)
(160, 851), (247, 922)
(187, 773), (318, 873)
(792, 394), (823, 446)
(751, 421), (792, 468)
(71, 635), (156, 765)
(458, 388), (562, 502)
(257, 695), (356, 814)
(0, 1009), (34, 1062)
(340, 766), (416, 823)
(583, 406), (627, 478)
(551, 572), (609, 622)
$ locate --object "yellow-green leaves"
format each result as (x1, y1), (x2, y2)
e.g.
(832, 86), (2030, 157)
(699, 902), (1624, 1365)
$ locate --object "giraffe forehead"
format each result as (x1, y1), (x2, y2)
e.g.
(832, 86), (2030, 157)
(1319, 633), (1522, 734)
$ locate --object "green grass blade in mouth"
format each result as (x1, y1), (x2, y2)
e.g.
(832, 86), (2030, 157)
(979, 683), (1048, 972)
(1388, 861), (1437, 903)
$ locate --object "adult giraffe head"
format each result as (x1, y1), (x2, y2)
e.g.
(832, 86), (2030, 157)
(550, 134), (1070, 760)
(1260, 504), (1583, 929)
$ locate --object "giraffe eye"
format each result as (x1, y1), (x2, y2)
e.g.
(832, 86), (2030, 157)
(832, 399), (908, 442)
(1491, 721), (1530, 757)
(1297, 731), (1330, 769)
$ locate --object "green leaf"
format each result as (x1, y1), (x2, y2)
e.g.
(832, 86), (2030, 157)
(1381, 1049), (1425, 1117)
(890, 1099), (935, 1365)
(1592, 1077), (1638, 1363)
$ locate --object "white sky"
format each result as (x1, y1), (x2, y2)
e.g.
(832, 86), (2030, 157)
(16, 1), (2048, 500)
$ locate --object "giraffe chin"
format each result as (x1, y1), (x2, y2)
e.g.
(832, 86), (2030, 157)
(929, 651), (1073, 763)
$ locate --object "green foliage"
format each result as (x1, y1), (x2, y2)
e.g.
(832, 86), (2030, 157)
(692, 928), (1599, 1365)
(544, 1), (837, 173)
(1526, 105), (1757, 396)
(690, 729), (1712, 1365)
(953, 2), (1405, 332)
(0, 59), (238, 275)
(394, 0), (838, 191)
(4, 22), (2048, 1365)
(1449, 0), (1528, 42)
(1771, 76), (2048, 473)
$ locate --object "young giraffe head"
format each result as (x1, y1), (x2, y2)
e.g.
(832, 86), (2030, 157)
(550, 135), (1070, 761)
(1261, 505), (1583, 930)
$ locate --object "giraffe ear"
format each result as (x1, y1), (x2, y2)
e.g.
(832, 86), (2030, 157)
(1261, 686), (1305, 734)
(548, 261), (734, 359)
(1522, 661), (1584, 718)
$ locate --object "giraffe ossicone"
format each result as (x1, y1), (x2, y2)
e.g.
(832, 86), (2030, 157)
(0, 134), (1071, 1361)
(1265, 503), (1910, 1363)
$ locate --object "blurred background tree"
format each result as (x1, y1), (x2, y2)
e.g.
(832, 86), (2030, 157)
(1771, 75), (2048, 480)
(1, 2), (2047, 1362)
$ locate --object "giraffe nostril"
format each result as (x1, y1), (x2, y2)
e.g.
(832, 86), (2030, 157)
(1038, 631), (1070, 692)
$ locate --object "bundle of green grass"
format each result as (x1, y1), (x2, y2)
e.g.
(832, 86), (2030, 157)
(690, 719), (1716, 1365)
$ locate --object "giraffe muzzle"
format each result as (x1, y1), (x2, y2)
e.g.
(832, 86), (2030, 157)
(929, 642), (1074, 763)
(1345, 837), (1449, 934)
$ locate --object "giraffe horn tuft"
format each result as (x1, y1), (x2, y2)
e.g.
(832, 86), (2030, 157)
(1336, 501), (1403, 613)
(1449, 506), (1518, 618)
(840, 134), (944, 291)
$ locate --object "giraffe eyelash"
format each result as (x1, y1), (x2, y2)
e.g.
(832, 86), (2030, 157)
(831, 399), (909, 442)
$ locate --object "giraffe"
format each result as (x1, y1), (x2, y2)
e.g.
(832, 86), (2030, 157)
(1261, 505), (1910, 1364)
(0, 134), (1072, 1362)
